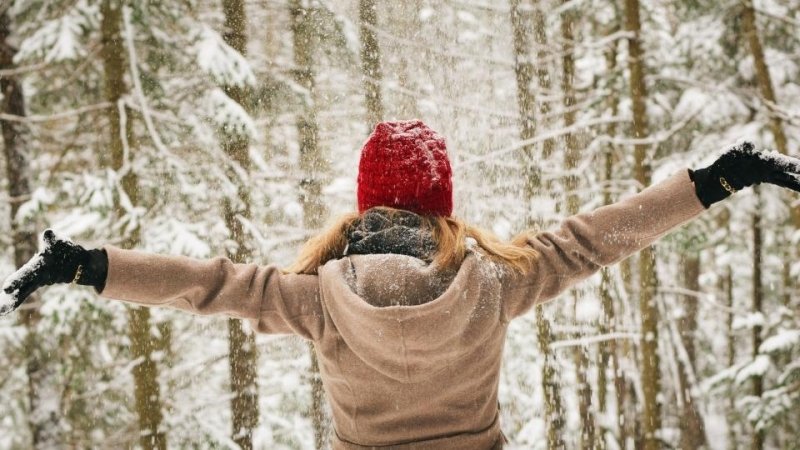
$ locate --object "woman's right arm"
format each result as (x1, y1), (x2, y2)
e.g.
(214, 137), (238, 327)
(101, 247), (324, 340)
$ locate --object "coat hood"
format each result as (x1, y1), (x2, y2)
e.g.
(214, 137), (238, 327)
(318, 251), (506, 383)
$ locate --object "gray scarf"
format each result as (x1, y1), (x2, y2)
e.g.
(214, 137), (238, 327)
(345, 209), (437, 262)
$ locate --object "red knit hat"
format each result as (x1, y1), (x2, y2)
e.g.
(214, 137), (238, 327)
(357, 120), (453, 216)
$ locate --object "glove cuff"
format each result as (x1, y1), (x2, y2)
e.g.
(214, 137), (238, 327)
(689, 167), (734, 208)
(76, 249), (108, 293)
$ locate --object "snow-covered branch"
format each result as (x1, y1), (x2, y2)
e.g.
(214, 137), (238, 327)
(458, 116), (629, 167)
(0, 102), (113, 122)
(549, 332), (641, 350)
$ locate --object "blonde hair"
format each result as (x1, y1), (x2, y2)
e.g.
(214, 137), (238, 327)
(285, 207), (538, 275)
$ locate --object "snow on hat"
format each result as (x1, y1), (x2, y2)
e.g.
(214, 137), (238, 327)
(357, 120), (453, 217)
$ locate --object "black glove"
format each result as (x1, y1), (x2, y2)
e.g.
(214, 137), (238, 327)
(0, 230), (108, 316)
(690, 141), (800, 208)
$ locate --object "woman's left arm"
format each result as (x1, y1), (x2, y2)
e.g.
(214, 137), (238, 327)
(503, 141), (800, 319)
(503, 168), (705, 319)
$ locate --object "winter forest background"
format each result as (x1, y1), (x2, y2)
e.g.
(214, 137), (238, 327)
(0, 0), (799, 449)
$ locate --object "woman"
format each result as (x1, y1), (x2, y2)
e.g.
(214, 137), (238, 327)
(3, 120), (800, 449)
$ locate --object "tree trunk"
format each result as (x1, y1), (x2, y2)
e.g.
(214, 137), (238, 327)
(741, 0), (800, 356)
(561, 4), (595, 448)
(740, 3), (798, 445)
(751, 188), (764, 450)
(386, 0), (421, 119)
(359, 0), (384, 126)
(0, 9), (63, 449)
(291, 0), (326, 228)
(597, 23), (623, 450)
(291, 1), (329, 447)
(126, 307), (165, 450)
(560, 1), (580, 217)
(511, 1), (565, 447)
(101, 2), (165, 448)
(636, 132), (661, 449)
(532, 2), (554, 159)
(227, 319), (258, 449)
(725, 264), (737, 449)
(535, 306), (566, 448)
(219, 2), (260, 448)
(740, 0), (787, 156)
(511, 0), (541, 194)
(740, 15), (798, 441)
(623, 0), (661, 448)
(679, 255), (708, 450)
(598, 268), (619, 450)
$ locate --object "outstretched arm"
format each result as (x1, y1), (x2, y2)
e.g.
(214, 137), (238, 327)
(1, 232), (324, 340)
(503, 141), (800, 319)
(503, 168), (704, 319)
(101, 247), (323, 339)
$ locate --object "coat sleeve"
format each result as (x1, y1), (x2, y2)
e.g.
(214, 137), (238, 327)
(503, 169), (706, 319)
(100, 247), (324, 340)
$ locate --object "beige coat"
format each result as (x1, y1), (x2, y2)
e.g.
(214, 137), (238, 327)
(101, 169), (705, 449)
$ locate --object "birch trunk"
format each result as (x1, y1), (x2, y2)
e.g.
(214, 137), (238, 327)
(101, 2), (165, 448)
(220, 1), (260, 448)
